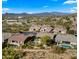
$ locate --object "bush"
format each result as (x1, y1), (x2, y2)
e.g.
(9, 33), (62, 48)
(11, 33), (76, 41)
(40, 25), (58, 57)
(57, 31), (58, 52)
(3, 47), (16, 59)
(3, 47), (24, 59)
(22, 43), (34, 49)
(36, 44), (45, 49)
(53, 46), (66, 54)
(22, 44), (27, 49)
(67, 30), (76, 34)
(40, 35), (51, 45)
(14, 53), (23, 59)
(71, 56), (77, 59)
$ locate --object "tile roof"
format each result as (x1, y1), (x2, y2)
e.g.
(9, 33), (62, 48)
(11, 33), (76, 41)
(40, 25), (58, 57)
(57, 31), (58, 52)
(8, 33), (26, 42)
(55, 34), (77, 43)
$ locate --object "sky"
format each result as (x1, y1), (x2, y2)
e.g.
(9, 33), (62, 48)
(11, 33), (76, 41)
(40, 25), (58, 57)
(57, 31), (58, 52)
(2, 0), (77, 14)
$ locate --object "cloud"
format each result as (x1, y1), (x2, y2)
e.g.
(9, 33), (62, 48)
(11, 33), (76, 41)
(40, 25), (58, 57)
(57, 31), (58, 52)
(62, 9), (76, 13)
(27, 12), (33, 14)
(62, 6), (77, 13)
(43, 6), (48, 8)
(2, 8), (10, 12)
(72, 7), (77, 9)
(70, 7), (77, 13)
(70, 9), (76, 13)
(63, 0), (77, 4)
(2, 0), (8, 2)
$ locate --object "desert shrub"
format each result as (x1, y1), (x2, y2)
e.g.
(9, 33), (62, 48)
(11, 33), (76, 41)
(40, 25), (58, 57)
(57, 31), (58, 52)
(2, 47), (16, 59)
(7, 44), (17, 48)
(22, 44), (28, 49)
(67, 30), (76, 34)
(2, 39), (8, 49)
(14, 52), (23, 59)
(37, 44), (45, 49)
(71, 56), (77, 59)
(40, 35), (51, 45)
(22, 42), (34, 49)
(2, 47), (25, 59)
(53, 46), (66, 54)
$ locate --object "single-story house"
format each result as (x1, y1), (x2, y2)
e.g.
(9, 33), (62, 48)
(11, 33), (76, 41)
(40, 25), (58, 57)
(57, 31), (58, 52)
(55, 34), (77, 46)
(29, 25), (41, 32)
(5, 20), (22, 25)
(8, 32), (37, 46)
(8, 33), (27, 46)
(40, 25), (54, 33)
(53, 26), (67, 34)
(2, 33), (15, 43)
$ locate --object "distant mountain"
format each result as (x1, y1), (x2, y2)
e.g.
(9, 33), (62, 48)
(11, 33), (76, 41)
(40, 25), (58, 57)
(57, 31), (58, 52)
(33, 12), (70, 16)
(2, 12), (76, 17)
(2, 13), (31, 17)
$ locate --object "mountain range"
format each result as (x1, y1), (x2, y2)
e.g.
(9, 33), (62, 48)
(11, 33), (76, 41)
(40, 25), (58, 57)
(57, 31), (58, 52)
(2, 12), (76, 17)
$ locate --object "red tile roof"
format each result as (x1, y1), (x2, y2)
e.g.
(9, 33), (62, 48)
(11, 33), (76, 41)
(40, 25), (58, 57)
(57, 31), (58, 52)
(9, 33), (26, 42)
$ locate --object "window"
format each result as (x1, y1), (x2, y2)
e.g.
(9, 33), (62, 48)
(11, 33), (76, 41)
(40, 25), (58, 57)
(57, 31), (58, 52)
(12, 40), (15, 43)
(62, 41), (70, 44)
(33, 29), (35, 31)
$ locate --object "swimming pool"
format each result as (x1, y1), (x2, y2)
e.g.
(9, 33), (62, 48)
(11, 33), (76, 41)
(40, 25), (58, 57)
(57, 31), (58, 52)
(58, 44), (72, 48)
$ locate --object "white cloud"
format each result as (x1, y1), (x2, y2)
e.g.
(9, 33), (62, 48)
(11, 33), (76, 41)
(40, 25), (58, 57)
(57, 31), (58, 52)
(2, 0), (8, 2)
(43, 6), (48, 8)
(27, 12), (33, 14)
(70, 9), (76, 12)
(2, 8), (10, 12)
(62, 9), (76, 13)
(71, 7), (77, 13)
(72, 7), (77, 9)
(63, 0), (77, 4)
(62, 6), (77, 13)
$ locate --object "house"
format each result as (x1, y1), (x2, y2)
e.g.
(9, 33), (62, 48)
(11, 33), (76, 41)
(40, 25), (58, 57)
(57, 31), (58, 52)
(40, 25), (54, 33)
(3, 19), (22, 25)
(54, 26), (67, 34)
(6, 20), (18, 24)
(8, 32), (37, 46)
(55, 34), (77, 47)
(8, 33), (27, 46)
(29, 25), (54, 33)
(2, 33), (15, 43)
(29, 25), (41, 32)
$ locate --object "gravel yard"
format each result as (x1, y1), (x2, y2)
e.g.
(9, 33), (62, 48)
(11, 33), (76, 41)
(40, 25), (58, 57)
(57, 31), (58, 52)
(19, 49), (77, 59)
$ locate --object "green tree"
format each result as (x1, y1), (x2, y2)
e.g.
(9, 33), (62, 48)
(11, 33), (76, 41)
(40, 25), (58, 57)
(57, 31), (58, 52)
(40, 35), (51, 45)
(3, 47), (24, 59)
(65, 16), (70, 20)
(64, 20), (72, 31)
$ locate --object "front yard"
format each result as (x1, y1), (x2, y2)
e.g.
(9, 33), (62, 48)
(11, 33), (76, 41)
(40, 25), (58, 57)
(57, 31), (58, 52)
(2, 44), (77, 59)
